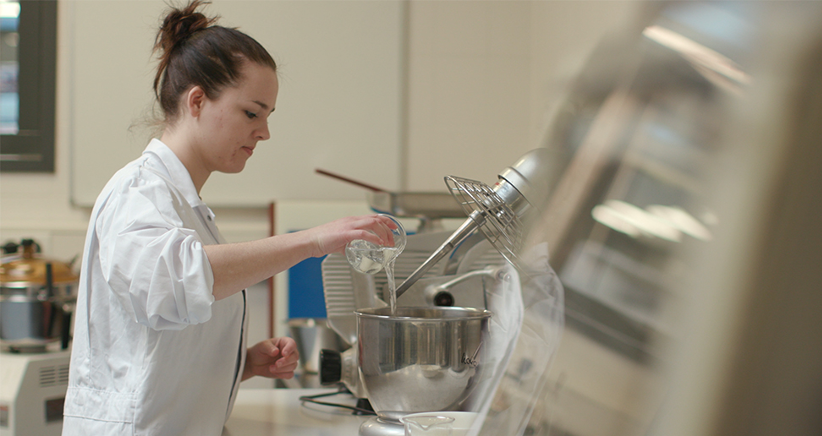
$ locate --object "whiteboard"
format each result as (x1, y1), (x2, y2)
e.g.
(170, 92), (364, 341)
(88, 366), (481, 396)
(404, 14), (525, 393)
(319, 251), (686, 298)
(69, 0), (404, 207)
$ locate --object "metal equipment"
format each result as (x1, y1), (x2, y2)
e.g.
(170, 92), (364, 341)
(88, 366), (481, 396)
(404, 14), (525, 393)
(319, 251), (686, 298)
(393, 148), (551, 299)
(0, 239), (78, 436)
(319, 149), (553, 436)
(0, 239), (77, 353)
(316, 168), (468, 233)
(0, 349), (70, 436)
(319, 230), (506, 399)
(356, 307), (491, 421)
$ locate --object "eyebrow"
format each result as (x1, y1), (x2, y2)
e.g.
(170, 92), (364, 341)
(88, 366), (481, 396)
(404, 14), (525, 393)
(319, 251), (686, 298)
(252, 100), (276, 113)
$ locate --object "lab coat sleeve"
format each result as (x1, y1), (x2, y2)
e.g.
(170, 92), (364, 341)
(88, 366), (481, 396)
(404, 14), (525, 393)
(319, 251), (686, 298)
(96, 169), (216, 330)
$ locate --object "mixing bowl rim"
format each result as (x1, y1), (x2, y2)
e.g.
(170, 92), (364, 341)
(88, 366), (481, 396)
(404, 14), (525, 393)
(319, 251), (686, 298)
(355, 306), (491, 320)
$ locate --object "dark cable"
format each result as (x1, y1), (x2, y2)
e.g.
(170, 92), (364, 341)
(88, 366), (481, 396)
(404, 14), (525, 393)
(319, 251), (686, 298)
(298, 386), (377, 416)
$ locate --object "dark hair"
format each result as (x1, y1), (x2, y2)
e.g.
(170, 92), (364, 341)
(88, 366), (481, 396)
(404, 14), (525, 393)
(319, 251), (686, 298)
(153, 0), (277, 123)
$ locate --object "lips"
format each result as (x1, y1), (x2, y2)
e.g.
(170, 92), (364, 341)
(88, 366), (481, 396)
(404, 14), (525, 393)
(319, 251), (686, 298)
(241, 146), (254, 157)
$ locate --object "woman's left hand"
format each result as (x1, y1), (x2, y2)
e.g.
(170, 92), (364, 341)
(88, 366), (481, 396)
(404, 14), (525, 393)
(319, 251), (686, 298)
(242, 337), (300, 381)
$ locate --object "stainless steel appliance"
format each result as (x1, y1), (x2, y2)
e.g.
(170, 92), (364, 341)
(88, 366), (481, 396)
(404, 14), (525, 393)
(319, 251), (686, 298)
(318, 150), (560, 436)
(288, 317), (348, 388)
(318, 229), (507, 402)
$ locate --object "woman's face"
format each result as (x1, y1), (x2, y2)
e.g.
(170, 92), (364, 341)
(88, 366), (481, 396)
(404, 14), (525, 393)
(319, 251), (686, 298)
(194, 61), (279, 175)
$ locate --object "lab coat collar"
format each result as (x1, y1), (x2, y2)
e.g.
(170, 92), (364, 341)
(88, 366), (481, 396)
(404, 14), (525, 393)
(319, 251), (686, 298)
(143, 138), (206, 209)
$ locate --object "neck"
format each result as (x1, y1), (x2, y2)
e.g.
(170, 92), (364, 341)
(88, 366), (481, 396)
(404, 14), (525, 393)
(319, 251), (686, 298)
(160, 127), (210, 194)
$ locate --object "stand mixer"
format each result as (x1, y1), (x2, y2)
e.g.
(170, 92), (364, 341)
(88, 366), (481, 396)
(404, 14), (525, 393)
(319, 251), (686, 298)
(319, 149), (551, 436)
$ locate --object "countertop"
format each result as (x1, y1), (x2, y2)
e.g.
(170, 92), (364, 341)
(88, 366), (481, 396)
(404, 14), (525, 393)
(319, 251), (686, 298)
(222, 388), (370, 436)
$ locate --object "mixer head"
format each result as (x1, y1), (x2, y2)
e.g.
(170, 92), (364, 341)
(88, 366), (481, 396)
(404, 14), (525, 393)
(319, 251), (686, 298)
(389, 149), (551, 298)
(444, 176), (526, 272)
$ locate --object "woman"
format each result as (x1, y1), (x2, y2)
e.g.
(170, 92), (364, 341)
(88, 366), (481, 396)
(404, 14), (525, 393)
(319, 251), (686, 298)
(62, 1), (395, 434)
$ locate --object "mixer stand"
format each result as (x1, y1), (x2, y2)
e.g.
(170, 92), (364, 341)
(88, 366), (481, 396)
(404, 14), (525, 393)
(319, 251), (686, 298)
(359, 417), (405, 436)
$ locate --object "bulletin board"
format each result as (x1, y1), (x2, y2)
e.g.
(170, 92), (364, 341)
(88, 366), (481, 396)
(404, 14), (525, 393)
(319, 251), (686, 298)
(69, 1), (404, 207)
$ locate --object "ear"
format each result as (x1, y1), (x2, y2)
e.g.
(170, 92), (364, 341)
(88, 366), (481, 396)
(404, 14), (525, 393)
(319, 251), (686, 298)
(184, 86), (207, 118)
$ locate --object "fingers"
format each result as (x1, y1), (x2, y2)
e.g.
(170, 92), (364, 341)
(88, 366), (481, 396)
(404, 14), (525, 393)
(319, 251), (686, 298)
(268, 339), (299, 378)
(276, 337), (299, 359)
(371, 217), (394, 247)
(354, 227), (386, 248)
(250, 337), (296, 379)
(361, 214), (398, 247)
(308, 214), (402, 257)
(256, 338), (280, 358)
(269, 355), (299, 376)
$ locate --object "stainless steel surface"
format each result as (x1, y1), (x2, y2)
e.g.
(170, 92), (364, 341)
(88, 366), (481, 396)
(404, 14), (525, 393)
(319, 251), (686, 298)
(445, 176), (526, 272)
(287, 318), (346, 374)
(367, 191), (469, 234)
(322, 230), (503, 348)
(316, 168), (466, 232)
(496, 148), (552, 212)
(327, 347), (368, 398)
(356, 306), (491, 422)
(394, 213), (483, 299)
(324, 231), (456, 346)
(393, 149), (550, 297)
(423, 266), (503, 304)
(367, 192), (466, 219)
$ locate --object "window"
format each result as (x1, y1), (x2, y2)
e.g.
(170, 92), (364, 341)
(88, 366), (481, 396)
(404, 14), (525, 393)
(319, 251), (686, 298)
(0, 0), (57, 172)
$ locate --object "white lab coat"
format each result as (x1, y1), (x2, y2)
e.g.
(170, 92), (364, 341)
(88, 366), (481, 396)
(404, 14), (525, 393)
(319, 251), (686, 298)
(63, 139), (248, 435)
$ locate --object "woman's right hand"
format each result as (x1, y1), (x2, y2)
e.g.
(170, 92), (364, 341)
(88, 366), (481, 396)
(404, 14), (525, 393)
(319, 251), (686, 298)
(205, 214), (399, 300)
(303, 214), (398, 258)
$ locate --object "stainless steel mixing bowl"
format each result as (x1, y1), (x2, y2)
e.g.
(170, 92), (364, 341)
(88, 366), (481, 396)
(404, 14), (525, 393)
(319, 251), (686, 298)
(356, 306), (491, 422)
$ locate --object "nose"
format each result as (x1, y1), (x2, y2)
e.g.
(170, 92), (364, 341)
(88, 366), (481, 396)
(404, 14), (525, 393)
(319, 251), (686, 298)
(256, 123), (271, 141)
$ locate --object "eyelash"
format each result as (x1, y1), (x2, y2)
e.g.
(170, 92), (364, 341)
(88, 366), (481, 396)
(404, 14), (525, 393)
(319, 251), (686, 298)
(245, 110), (258, 119)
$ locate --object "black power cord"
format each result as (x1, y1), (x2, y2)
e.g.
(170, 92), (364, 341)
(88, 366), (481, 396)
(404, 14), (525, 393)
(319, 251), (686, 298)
(298, 385), (376, 416)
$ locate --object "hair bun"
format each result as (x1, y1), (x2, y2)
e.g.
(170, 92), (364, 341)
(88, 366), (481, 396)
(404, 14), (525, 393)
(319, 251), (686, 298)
(151, 0), (276, 123)
(155, 0), (218, 55)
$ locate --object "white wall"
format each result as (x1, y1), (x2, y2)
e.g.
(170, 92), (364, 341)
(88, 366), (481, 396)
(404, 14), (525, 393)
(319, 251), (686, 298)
(404, 1), (641, 192)
(66, 0), (404, 206)
(0, 0), (639, 388)
(405, 0), (533, 189)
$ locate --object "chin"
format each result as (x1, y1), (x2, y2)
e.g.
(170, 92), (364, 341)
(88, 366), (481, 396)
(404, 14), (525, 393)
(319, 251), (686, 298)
(220, 164), (247, 174)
